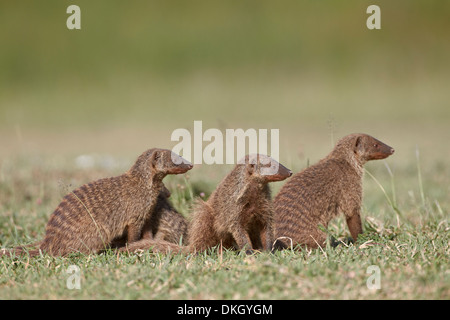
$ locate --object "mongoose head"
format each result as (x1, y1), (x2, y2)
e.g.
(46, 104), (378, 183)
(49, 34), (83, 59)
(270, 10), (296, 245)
(238, 154), (292, 183)
(335, 133), (395, 165)
(130, 148), (193, 181)
(153, 149), (193, 175)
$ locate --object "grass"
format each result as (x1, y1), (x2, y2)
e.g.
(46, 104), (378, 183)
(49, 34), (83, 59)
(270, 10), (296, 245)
(0, 223), (447, 300)
(0, 151), (448, 300)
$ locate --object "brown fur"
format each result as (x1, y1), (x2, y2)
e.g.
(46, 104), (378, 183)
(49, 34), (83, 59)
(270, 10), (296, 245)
(107, 191), (190, 254)
(188, 154), (292, 253)
(141, 192), (188, 245)
(110, 186), (188, 248)
(273, 133), (394, 249)
(119, 154), (292, 255)
(1, 149), (192, 257)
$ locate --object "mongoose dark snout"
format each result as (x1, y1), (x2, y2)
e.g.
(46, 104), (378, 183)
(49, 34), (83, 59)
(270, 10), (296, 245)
(241, 154), (292, 182)
(164, 151), (193, 174)
(283, 167), (293, 178)
(167, 162), (193, 174)
(267, 164), (292, 182)
(366, 139), (395, 160)
(377, 141), (395, 156)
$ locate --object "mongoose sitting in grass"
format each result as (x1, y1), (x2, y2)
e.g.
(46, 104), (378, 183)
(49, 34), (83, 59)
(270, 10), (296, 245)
(119, 154), (292, 255)
(273, 133), (394, 250)
(1, 148), (192, 257)
(188, 154), (292, 253)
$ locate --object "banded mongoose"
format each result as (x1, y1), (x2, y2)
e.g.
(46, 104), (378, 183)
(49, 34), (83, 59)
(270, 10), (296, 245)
(273, 133), (395, 249)
(1, 148), (192, 257)
(119, 154), (292, 255)
(188, 154), (292, 253)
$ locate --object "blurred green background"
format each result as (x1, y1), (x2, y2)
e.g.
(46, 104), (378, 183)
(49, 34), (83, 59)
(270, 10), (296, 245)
(0, 0), (449, 163)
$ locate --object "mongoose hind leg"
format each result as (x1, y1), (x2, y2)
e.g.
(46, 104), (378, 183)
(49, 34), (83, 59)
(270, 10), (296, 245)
(188, 202), (219, 252)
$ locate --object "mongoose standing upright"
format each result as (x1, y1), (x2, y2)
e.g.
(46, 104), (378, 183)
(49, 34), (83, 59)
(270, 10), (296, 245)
(188, 154), (292, 253)
(273, 133), (394, 249)
(1, 148), (192, 257)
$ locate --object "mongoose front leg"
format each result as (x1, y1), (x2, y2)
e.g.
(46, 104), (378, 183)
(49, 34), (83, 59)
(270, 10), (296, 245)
(346, 211), (363, 243)
(231, 226), (253, 254)
(127, 223), (144, 244)
(262, 223), (274, 251)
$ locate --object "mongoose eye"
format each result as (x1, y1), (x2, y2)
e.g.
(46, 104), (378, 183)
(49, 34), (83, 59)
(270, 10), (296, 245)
(373, 143), (378, 148)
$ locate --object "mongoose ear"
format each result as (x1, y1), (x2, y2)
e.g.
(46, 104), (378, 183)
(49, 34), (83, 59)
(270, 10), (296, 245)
(150, 150), (160, 169)
(354, 136), (363, 154)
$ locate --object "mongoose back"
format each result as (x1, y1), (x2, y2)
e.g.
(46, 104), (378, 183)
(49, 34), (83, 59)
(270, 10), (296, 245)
(273, 133), (394, 249)
(188, 154), (292, 253)
(1, 148), (192, 257)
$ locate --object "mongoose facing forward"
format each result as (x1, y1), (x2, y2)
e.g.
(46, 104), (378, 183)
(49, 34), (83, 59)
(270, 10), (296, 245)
(188, 154), (292, 253)
(1, 148), (192, 257)
(273, 133), (394, 249)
